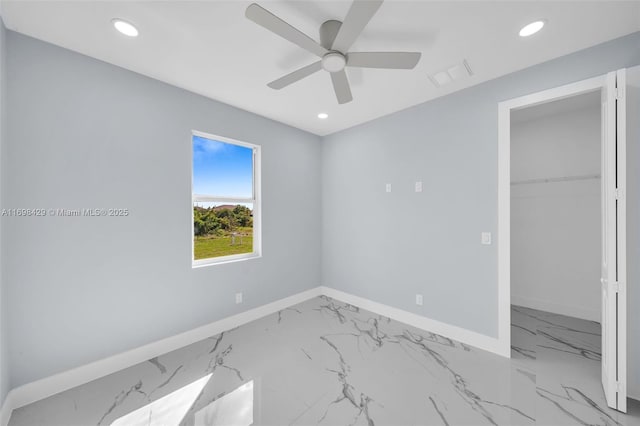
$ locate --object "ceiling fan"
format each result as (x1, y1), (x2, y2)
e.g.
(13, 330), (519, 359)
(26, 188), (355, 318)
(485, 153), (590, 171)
(245, 0), (422, 104)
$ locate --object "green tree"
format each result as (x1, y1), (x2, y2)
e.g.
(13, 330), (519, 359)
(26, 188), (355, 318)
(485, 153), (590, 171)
(233, 205), (252, 227)
(194, 206), (222, 236)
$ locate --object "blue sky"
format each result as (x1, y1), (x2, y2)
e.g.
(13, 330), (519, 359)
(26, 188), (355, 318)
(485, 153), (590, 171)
(192, 135), (253, 198)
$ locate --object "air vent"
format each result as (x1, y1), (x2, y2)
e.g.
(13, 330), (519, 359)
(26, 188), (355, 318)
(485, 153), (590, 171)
(428, 60), (473, 88)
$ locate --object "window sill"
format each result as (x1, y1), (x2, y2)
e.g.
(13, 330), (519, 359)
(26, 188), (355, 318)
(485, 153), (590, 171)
(192, 252), (261, 268)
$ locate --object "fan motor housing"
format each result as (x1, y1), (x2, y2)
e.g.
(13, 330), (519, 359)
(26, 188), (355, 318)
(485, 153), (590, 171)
(319, 19), (342, 49)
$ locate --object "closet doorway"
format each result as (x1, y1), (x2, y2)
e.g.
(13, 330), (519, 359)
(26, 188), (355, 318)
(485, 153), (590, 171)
(497, 70), (630, 412)
(510, 91), (601, 322)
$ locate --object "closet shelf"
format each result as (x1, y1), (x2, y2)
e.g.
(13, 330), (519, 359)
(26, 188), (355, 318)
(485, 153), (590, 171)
(511, 174), (601, 186)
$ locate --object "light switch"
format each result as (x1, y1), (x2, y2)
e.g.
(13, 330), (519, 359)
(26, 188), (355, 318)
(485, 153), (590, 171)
(386, 183), (392, 193)
(481, 232), (492, 245)
(415, 181), (423, 192)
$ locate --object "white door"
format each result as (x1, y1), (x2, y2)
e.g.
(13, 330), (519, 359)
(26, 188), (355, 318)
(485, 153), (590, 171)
(601, 70), (627, 412)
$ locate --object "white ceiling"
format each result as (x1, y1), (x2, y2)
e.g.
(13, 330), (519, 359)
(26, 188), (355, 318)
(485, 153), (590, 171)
(2, 1), (639, 136)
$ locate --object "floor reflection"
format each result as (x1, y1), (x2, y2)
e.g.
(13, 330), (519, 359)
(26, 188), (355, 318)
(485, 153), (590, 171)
(193, 380), (253, 426)
(110, 374), (212, 426)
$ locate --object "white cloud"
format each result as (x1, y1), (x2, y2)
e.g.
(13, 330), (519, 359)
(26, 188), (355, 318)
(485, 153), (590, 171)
(193, 136), (227, 155)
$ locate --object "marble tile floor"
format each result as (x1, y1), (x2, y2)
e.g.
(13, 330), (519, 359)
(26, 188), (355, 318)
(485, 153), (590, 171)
(8, 297), (640, 425)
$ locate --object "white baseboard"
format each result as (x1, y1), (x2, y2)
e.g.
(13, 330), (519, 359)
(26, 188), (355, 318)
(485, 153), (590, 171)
(0, 286), (323, 426)
(511, 295), (600, 322)
(2, 286), (508, 426)
(320, 286), (508, 358)
(0, 392), (14, 426)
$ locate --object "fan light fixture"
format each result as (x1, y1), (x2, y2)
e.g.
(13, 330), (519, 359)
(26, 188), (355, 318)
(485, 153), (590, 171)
(318, 113), (329, 119)
(519, 20), (545, 37)
(322, 52), (347, 73)
(112, 19), (139, 37)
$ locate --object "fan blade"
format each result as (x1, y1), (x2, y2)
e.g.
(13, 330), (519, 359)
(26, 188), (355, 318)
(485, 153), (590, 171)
(246, 3), (328, 58)
(267, 61), (323, 89)
(347, 52), (421, 69)
(330, 70), (353, 104)
(331, 0), (383, 53)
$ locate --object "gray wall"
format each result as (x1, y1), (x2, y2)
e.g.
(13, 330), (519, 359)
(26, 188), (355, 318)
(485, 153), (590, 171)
(511, 103), (601, 322)
(4, 31), (322, 388)
(0, 17), (8, 408)
(322, 32), (640, 363)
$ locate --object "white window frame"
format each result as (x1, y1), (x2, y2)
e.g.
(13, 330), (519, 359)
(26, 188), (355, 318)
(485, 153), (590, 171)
(191, 130), (262, 267)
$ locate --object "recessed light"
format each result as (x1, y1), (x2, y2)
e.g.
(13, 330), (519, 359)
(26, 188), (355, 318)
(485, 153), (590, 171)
(519, 20), (545, 37)
(317, 113), (329, 119)
(112, 19), (139, 37)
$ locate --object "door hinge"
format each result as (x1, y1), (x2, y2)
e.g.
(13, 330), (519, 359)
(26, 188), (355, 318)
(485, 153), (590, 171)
(617, 381), (625, 393)
(616, 87), (624, 100)
(615, 188), (623, 200)
(613, 281), (626, 293)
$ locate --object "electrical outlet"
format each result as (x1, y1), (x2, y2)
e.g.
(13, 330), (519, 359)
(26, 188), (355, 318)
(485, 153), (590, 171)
(235, 293), (243, 304)
(386, 183), (392, 193)
(415, 181), (423, 192)
(481, 232), (492, 245)
(416, 294), (423, 306)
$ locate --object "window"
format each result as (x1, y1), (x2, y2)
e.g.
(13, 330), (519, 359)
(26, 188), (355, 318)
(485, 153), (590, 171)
(192, 131), (261, 266)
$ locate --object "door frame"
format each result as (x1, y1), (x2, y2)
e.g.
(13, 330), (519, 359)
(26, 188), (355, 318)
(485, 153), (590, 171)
(496, 74), (608, 357)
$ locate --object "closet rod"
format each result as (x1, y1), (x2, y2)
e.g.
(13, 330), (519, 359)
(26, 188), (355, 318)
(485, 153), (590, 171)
(511, 174), (600, 186)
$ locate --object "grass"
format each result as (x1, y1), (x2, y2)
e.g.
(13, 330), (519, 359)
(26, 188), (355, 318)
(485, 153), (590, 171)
(194, 228), (253, 260)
